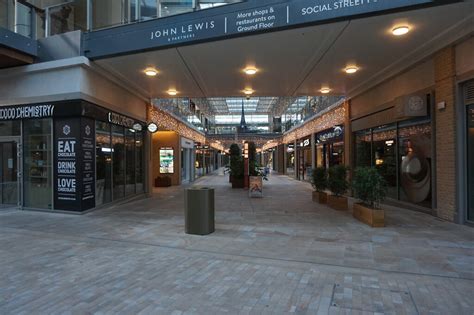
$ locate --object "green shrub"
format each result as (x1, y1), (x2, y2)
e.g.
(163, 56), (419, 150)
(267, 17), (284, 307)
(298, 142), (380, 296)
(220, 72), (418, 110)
(352, 167), (387, 209)
(311, 167), (327, 192)
(229, 143), (243, 179)
(327, 165), (349, 197)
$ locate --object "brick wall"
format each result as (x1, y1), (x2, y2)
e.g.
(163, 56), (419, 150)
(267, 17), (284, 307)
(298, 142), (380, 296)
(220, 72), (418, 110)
(434, 47), (457, 221)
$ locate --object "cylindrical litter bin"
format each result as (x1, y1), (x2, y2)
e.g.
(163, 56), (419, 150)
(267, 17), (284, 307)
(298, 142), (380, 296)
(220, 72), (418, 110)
(184, 187), (215, 235)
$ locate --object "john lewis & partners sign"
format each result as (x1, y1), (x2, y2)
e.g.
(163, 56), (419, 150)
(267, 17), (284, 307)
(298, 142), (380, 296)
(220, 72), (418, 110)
(85, 0), (436, 58)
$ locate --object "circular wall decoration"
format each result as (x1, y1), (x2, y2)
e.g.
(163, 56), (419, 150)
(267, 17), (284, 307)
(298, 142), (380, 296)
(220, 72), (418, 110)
(400, 150), (431, 203)
(147, 123), (158, 133)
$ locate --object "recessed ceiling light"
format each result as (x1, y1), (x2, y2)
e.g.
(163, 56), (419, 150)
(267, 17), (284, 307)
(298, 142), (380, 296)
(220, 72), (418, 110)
(392, 26), (410, 36)
(167, 89), (178, 96)
(243, 89), (254, 95)
(345, 66), (359, 74)
(244, 67), (258, 75)
(320, 87), (331, 94)
(144, 67), (158, 76)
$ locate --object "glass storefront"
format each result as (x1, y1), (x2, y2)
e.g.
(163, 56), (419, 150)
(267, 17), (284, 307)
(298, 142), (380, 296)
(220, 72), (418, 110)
(316, 126), (344, 169)
(286, 144), (295, 175)
(0, 102), (146, 211)
(97, 123), (145, 206)
(467, 104), (474, 221)
(297, 138), (311, 181)
(354, 117), (432, 208)
(372, 124), (397, 199)
(23, 119), (53, 209)
(95, 121), (112, 207)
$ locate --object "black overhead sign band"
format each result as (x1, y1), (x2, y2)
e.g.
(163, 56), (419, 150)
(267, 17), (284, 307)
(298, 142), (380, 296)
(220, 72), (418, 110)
(85, 0), (435, 58)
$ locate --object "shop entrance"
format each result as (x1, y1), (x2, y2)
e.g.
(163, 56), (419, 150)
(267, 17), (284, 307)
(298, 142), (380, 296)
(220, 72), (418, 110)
(0, 138), (20, 208)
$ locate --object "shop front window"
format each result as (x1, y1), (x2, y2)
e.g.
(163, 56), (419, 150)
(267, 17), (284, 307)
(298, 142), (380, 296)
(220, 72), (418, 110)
(23, 119), (52, 209)
(125, 129), (136, 196)
(372, 124), (397, 199)
(135, 131), (144, 193)
(286, 145), (295, 175)
(354, 118), (432, 208)
(0, 121), (21, 136)
(355, 129), (372, 167)
(95, 121), (112, 206)
(466, 104), (474, 221)
(112, 125), (125, 200)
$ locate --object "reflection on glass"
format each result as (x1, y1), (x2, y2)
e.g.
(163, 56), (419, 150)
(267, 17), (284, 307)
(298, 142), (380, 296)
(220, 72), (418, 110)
(355, 129), (372, 167)
(373, 124), (397, 199)
(286, 145), (295, 175)
(159, 0), (193, 18)
(135, 131), (144, 193)
(95, 121), (112, 206)
(23, 119), (52, 209)
(112, 125), (125, 200)
(466, 105), (474, 221)
(0, 121), (21, 136)
(0, 141), (18, 206)
(398, 121), (432, 208)
(125, 129), (136, 196)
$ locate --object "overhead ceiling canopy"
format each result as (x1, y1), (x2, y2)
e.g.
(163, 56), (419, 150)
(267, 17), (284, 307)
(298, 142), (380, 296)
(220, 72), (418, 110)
(95, 1), (473, 100)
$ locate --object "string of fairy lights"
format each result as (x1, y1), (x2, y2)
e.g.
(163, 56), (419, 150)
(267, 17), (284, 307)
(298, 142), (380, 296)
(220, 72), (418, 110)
(262, 103), (346, 151)
(148, 105), (227, 151)
(147, 102), (346, 153)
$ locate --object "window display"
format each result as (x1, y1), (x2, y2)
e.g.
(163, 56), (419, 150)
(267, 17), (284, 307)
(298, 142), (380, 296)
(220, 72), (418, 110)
(160, 148), (174, 174)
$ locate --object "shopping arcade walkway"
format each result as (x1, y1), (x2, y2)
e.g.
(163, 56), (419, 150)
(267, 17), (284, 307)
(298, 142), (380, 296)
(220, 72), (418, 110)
(0, 171), (473, 314)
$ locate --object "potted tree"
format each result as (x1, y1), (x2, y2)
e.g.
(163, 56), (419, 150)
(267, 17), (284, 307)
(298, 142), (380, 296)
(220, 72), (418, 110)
(352, 167), (387, 227)
(311, 167), (328, 204)
(229, 143), (241, 184)
(327, 165), (349, 210)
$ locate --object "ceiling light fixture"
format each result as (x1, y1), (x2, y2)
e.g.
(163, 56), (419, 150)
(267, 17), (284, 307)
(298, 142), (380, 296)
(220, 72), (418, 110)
(392, 26), (410, 36)
(144, 67), (158, 76)
(244, 67), (258, 75)
(320, 87), (331, 94)
(243, 89), (254, 95)
(167, 89), (178, 96)
(345, 66), (359, 74)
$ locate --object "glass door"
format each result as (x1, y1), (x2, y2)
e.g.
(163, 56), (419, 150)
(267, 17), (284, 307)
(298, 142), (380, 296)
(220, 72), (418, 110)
(0, 140), (20, 208)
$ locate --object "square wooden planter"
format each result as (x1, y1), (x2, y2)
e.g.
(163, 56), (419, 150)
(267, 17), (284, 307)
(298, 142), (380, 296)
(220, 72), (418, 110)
(231, 177), (245, 189)
(312, 191), (327, 204)
(353, 203), (385, 227)
(327, 195), (348, 211)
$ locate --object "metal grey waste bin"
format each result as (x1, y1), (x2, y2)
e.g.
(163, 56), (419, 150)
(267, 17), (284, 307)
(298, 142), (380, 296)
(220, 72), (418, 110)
(185, 187), (215, 235)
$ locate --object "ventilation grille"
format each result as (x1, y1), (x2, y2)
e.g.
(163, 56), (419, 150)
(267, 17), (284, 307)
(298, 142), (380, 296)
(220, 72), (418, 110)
(465, 80), (474, 105)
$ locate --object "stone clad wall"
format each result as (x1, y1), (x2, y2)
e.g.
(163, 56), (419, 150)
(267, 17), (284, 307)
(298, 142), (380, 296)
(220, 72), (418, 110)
(434, 46), (457, 221)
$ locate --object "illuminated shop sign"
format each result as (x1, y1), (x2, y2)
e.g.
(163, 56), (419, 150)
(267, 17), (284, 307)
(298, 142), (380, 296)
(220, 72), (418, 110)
(317, 126), (344, 143)
(299, 139), (310, 147)
(86, 0), (435, 58)
(108, 112), (136, 128)
(0, 104), (54, 120)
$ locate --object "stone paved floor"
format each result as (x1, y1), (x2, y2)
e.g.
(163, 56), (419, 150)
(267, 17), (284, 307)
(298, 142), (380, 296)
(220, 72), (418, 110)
(0, 171), (473, 314)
